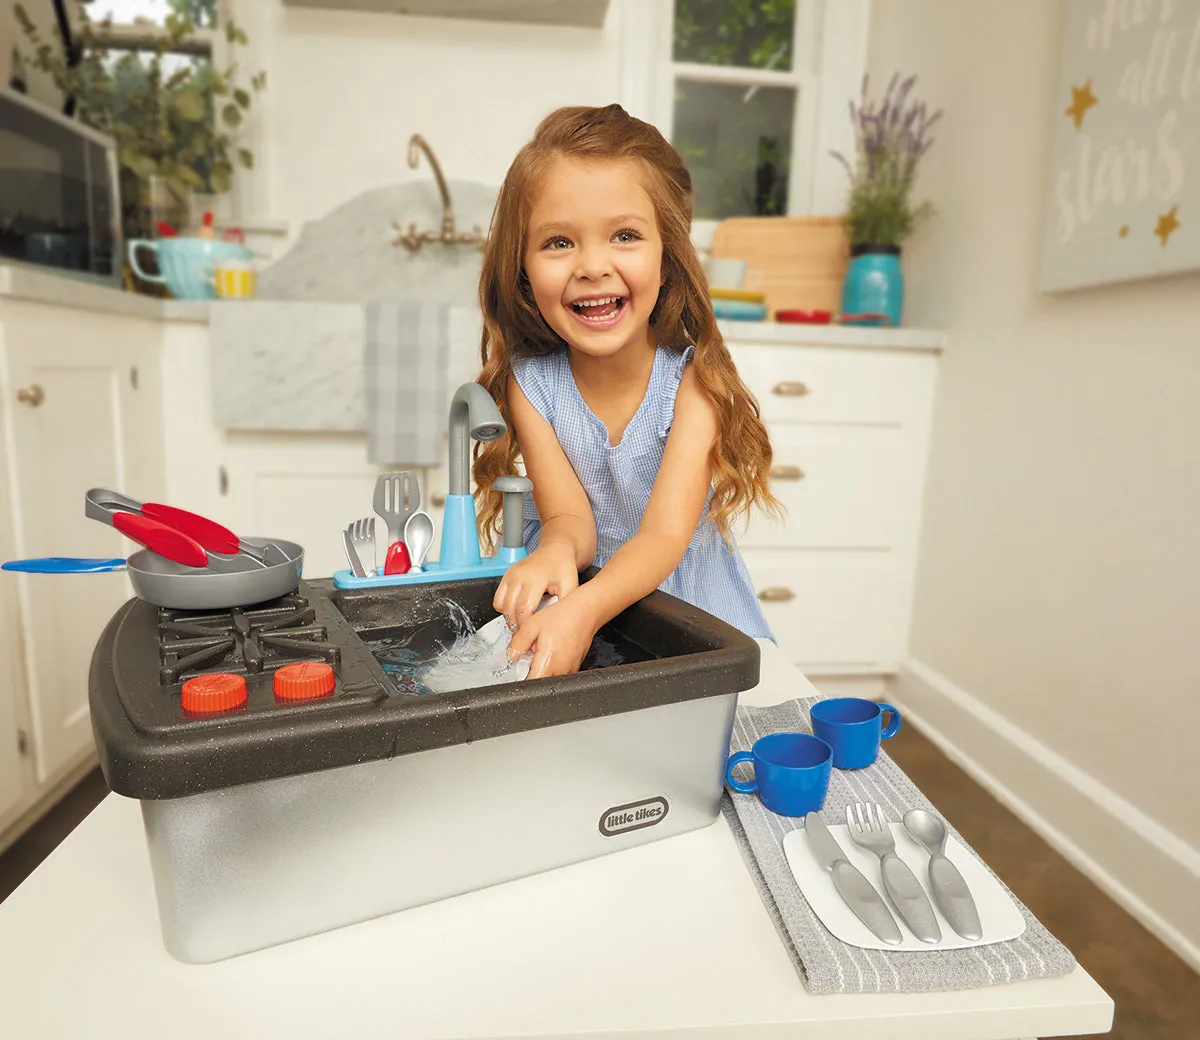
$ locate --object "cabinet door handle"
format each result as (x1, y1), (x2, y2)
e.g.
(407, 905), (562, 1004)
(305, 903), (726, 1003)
(770, 464), (805, 481)
(16, 384), (45, 407)
(771, 380), (809, 397)
(757, 586), (795, 603)
(431, 493), (446, 507)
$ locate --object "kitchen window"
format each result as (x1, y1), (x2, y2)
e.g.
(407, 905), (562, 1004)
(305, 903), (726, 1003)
(617, 0), (869, 244)
(87, 0), (228, 193)
(14, 0), (266, 230)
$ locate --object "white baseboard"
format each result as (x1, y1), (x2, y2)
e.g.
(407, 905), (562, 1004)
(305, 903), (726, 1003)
(890, 658), (1200, 975)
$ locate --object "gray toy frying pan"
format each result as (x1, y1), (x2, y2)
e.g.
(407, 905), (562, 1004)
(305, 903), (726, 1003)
(2, 538), (304, 610)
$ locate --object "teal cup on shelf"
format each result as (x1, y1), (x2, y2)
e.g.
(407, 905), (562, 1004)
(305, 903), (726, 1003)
(128, 237), (253, 300)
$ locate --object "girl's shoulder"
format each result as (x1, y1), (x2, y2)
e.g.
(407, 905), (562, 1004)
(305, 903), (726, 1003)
(512, 350), (569, 424)
(655, 343), (696, 438)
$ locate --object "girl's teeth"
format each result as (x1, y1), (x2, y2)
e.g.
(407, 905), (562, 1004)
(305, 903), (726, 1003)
(572, 297), (624, 318)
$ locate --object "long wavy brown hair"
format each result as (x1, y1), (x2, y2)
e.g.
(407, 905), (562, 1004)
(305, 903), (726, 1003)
(473, 103), (780, 551)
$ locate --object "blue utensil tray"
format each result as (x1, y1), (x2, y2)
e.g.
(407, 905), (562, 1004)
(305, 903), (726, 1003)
(332, 494), (527, 589)
(332, 546), (525, 589)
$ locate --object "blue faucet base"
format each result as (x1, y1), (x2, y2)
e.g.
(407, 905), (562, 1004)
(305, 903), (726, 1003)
(332, 546), (526, 589)
(438, 494), (483, 570)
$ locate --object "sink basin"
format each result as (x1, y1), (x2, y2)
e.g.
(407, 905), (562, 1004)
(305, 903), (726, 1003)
(325, 570), (759, 744)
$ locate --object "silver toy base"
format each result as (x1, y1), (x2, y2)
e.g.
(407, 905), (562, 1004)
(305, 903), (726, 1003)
(140, 691), (738, 963)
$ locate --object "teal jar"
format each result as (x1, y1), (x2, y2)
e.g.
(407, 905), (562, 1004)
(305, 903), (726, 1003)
(841, 244), (904, 326)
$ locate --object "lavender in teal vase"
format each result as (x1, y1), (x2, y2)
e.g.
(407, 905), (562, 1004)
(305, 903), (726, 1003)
(832, 74), (942, 326)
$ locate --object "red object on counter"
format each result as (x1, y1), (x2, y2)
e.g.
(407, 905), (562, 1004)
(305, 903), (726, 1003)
(156, 221), (178, 238)
(775, 309), (891, 326)
(181, 672), (248, 713)
(776, 308), (832, 324)
(383, 541), (411, 576)
(273, 662), (336, 702)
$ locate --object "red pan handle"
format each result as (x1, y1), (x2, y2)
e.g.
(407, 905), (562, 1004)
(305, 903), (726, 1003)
(141, 503), (240, 555)
(112, 512), (208, 568)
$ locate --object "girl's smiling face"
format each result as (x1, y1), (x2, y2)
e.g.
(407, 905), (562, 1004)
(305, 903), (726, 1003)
(523, 156), (664, 359)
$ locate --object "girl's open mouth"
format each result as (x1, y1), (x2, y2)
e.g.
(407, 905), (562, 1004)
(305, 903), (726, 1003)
(569, 295), (626, 329)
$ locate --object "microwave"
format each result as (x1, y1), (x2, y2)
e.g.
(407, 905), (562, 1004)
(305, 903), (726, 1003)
(0, 87), (122, 287)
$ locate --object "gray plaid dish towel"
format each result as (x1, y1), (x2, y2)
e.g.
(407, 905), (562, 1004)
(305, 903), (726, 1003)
(364, 301), (449, 466)
(722, 697), (1076, 994)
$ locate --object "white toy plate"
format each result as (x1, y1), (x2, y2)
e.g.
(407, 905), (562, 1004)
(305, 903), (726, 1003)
(783, 821), (1027, 951)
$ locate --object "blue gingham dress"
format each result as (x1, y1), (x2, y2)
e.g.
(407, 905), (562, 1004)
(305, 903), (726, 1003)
(513, 345), (774, 640)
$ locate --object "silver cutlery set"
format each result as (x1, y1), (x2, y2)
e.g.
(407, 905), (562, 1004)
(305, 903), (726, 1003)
(343, 471), (435, 578)
(805, 803), (983, 946)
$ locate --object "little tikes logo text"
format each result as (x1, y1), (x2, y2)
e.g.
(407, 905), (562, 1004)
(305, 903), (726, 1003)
(599, 797), (669, 837)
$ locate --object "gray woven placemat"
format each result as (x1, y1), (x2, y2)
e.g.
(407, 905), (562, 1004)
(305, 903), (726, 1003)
(722, 697), (1077, 993)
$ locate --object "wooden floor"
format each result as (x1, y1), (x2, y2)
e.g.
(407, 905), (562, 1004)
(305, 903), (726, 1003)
(2, 725), (1197, 1037)
(884, 724), (1200, 1040)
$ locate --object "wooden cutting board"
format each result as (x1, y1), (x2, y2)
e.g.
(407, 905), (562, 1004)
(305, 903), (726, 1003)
(709, 216), (849, 317)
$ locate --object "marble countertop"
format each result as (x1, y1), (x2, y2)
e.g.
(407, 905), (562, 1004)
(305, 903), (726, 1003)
(0, 262), (208, 322)
(0, 265), (948, 355)
(717, 319), (946, 352)
(4, 263), (950, 357)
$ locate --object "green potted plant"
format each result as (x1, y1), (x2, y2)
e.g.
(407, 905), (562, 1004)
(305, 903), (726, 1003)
(14, 0), (265, 292)
(831, 73), (941, 326)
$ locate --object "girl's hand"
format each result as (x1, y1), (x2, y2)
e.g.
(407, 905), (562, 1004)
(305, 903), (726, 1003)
(508, 594), (599, 679)
(493, 543), (579, 628)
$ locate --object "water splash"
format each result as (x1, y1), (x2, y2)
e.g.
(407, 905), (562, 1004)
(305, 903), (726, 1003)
(365, 597), (516, 696)
(365, 597), (639, 697)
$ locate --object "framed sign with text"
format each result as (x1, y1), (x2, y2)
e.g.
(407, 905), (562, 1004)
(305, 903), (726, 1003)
(1040, 0), (1198, 291)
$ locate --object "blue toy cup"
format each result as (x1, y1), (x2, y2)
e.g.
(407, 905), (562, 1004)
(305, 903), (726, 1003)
(809, 697), (901, 770)
(725, 732), (833, 817)
(128, 236), (253, 299)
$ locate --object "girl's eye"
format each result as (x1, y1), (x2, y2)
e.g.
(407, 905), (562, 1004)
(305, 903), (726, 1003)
(543, 236), (572, 250)
(613, 228), (642, 244)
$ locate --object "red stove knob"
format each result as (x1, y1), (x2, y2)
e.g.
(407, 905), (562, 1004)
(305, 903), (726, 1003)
(181, 672), (248, 714)
(274, 662), (335, 702)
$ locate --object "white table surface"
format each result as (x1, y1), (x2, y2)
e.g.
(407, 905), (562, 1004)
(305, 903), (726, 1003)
(0, 641), (1112, 1040)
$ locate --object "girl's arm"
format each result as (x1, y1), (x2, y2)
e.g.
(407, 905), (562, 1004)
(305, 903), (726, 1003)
(493, 373), (597, 626)
(509, 366), (718, 678)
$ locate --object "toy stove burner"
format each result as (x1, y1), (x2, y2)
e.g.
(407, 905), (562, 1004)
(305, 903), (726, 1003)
(157, 592), (341, 685)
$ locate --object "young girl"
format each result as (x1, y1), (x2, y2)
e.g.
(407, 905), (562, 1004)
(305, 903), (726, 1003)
(474, 103), (780, 679)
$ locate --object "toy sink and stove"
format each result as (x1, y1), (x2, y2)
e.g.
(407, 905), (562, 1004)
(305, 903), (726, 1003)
(87, 382), (762, 964)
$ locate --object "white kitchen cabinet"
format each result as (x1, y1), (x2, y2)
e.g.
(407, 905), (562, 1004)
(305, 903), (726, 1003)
(0, 465), (30, 830)
(727, 329), (943, 680)
(0, 296), (165, 846)
(742, 426), (911, 549)
(741, 550), (897, 670)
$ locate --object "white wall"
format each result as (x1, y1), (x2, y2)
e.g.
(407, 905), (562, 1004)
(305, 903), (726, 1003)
(871, 0), (1200, 964)
(235, 2), (623, 227)
(1, 1), (80, 110)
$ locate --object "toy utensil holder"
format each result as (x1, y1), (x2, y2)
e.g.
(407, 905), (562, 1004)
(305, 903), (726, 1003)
(333, 383), (533, 588)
